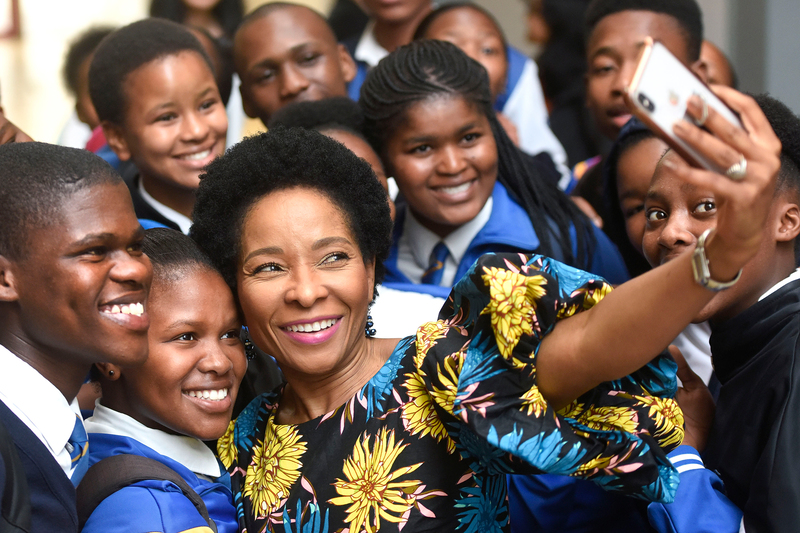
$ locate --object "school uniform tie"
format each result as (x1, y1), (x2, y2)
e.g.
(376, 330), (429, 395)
(421, 241), (450, 286)
(68, 414), (89, 485)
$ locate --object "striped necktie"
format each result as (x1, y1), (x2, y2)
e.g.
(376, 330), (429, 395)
(68, 414), (89, 484)
(421, 241), (450, 286)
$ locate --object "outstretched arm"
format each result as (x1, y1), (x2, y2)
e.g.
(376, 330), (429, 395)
(537, 88), (781, 408)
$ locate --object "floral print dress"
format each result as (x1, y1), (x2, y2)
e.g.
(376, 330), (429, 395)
(218, 253), (684, 533)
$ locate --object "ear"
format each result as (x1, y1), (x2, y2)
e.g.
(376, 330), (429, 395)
(691, 59), (709, 84)
(338, 44), (357, 85)
(76, 103), (90, 127)
(0, 255), (19, 303)
(102, 121), (132, 162)
(95, 362), (122, 381)
(774, 202), (800, 243)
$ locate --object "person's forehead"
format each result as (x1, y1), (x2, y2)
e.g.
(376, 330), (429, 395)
(588, 10), (688, 59)
(428, 7), (500, 37)
(236, 9), (335, 62)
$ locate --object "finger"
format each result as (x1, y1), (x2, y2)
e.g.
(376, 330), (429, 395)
(710, 86), (781, 149)
(673, 117), (745, 173)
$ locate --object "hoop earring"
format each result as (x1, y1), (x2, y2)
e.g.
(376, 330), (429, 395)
(365, 314), (376, 338)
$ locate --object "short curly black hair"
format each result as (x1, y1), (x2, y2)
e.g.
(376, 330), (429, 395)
(585, 0), (703, 61)
(267, 96), (365, 135)
(0, 142), (121, 261)
(190, 126), (392, 297)
(754, 94), (800, 197)
(89, 18), (213, 126)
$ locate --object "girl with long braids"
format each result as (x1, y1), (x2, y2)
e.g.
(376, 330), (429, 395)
(359, 40), (629, 294)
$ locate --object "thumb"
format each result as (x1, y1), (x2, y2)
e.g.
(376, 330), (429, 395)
(669, 345), (703, 388)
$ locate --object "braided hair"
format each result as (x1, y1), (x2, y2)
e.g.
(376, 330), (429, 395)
(359, 39), (595, 268)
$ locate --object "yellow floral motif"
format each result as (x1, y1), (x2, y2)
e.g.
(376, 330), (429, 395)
(574, 442), (638, 477)
(572, 283), (613, 310)
(217, 419), (237, 469)
(244, 420), (307, 518)
(329, 428), (424, 533)
(480, 266), (547, 366)
(402, 371), (457, 453)
(414, 321), (450, 369)
(624, 393), (685, 449)
(572, 405), (641, 434)
(520, 384), (548, 418)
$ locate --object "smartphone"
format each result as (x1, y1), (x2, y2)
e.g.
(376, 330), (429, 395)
(624, 37), (744, 172)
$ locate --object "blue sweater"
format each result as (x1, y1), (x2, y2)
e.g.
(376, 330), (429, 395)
(82, 433), (237, 533)
(384, 182), (629, 296)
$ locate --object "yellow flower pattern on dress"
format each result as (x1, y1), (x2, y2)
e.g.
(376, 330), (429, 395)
(480, 266), (547, 367)
(244, 419), (307, 518)
(402, 371), (457, 453)
(217, 419), (237, 469)
(329, 428), (424, 533)
(222, 254), (686, 533)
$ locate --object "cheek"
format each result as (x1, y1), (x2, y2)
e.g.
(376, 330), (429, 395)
(641, 231), (661, 267)
(624, 215), (646, 253)
(393, 157), (431, 190)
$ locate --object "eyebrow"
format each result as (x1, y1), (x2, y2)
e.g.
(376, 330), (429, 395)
(312, 236), (352, 250)
(242, 246), (283, 264)
(242, 236), (353, 264)
(249, 42), (318, 70)
(71, 232), (116, 246)
(404, 122), (480, 146)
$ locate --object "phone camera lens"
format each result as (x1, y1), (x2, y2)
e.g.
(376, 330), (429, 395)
(638, 93), (655, 112)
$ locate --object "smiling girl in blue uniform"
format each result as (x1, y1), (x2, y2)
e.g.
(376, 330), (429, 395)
(359, 40), (628, 298)
(81, 228), (246, 533)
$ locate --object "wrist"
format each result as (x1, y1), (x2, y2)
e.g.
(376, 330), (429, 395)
(701, 229), (752, 283)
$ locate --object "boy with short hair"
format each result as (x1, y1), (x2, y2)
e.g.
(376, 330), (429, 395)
(574, 0), (707, 223)
(233, 2), (357, 127)
(642, 94), (800, 533)
(89, 18), (228, 234)
(0, 142), (151, 532)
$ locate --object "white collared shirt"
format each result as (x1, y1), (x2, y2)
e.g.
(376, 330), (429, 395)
(0, 344), (83, 478)
(396, 197), (493, 287)
(354, 21), (389, 69)
(759, 267), (800, 301)
(138, 179), (193, 235)
(86, 402), (222, 479)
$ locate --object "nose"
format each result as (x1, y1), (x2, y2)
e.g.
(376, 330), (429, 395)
(285, 266), (328, 308)
(436, 145), (468, 176)
(658, 211), (696, 251)
(279, 64), (310, 99)
(110, 250), (152, 288)
(197, 340), (237, 375)
(181, 110), (210, 142)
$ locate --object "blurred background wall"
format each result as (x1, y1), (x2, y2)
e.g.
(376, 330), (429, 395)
(1, 0), (798, 143)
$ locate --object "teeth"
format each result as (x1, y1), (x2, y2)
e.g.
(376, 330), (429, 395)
(285, 318), (337, 333)
(438, 182), (471, 195)
(103, 302), (145, 317)
(180, 149), (211, 161)
(186, 388), (228, 401)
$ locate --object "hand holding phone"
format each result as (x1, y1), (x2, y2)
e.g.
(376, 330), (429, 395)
(624, 38), (744, 173)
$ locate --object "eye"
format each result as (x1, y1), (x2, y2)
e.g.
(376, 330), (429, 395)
(410, 144), (431, 155)
(462, 132), (481, 143)
(155, 112), (178, 123)
(253, 262), (283, 274)
(320, 251), (350, 265)
(257, 68), (276, 82)
(221, 328), (242, 341)
(646, 208), (667, 223)
(127, 241), (143, 255)
(174, 332), (197, 342)
(695, 200), (716, 214)
(298, 52), (321, 65)
(590, 62), (616, 77)
(82, 246), (107, 258)
(199, 98), (218, 111)
(481, 46), (500, 56)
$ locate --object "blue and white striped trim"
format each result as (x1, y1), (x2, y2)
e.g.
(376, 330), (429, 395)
(668, 446), (706, 474)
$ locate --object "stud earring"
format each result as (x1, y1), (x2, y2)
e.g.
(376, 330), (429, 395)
(365, 314), (376, 337)
(108, 370), (115, 377)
